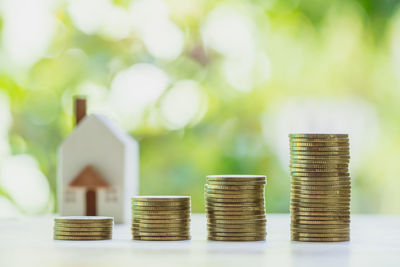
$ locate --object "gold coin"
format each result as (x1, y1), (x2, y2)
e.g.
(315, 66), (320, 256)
(292, 237), (349, 242)
(132, 218), (190, 224)
(208, 226), (265, 232)
(132, 226), (189, 232)
(131, 202), (189, 207)
(290, 142), (349, 147)
(54, 222), (113, 228)
(291, 177), (350, 182)
(207, 220), (267, 229)
(291, 172), (350, 177)
(290, 168), (349, 173)
(206, 180), (266, 185)
(208, 231), (265, 237)
(205, 198), (264, 203)
(289, 138), (349, 143)
(208, 236), (265, 241)
(291, 146), (349, 152)
(135, 210), (191, 214)
(132, 196), (190, 202)
(291, 226), (349, 233)
(207, 175), (266, 180)
(291, 222), (349, 228)
(206, 210), (265, 216)
(291, 193), (350, 199)
(208, 219), (266, 224)
(290, 206), (350, 212)
(290, 155), (350, 160)
(291, 218), (349, 224)
(291, 214), (350, 220)
(291, 210), (349, 216)
(132, 216), (190, 221)
(289, 134), (348, 138)
(291, 202), (350, 208)
(54, 235), (112, 240)
(206, 214), (266, 220)
(205, 184), (265, 190)
(132, 222), (189, 228)
(290, 160), (350, 165)
(54, 227), (112, 232)
(54, 216), (113, 223)
(291, 185), (351, 191)
(291, 184), (350, 190)
(292, 232), (349, 238)
(291, 204), (350, 210)
(291, 197), (350, 202)
(132, 215), (190, 221)
(132, 237), (190, 241)
(291, 190), (351, 196)
(54, 231), (112, 236)
(131, 209), (191, 215)
(205, 193), (264, 199)
(206, 206), (265, 212)
(291, 223), (349, 230)
(132, 215), (190, 220)
(291, 150), (349, 154)
(132, 205), (189, 211)
(131, 231), (189, 237)
(207, 181), (266, 186)
(290, 163), (349, 168)
(205, 200), (265, 206)
(291, 181), (351, 186)
(205, 199), (264, 205)
(205, 190), (264, 196)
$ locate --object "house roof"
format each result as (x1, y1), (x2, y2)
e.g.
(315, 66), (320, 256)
(69, 166), (110, 189)
(61, 113), (136, 150)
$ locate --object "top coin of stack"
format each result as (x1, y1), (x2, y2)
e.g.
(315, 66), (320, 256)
(53, 216), (113, 240)
(289, 133), (351, 242)
(131, 196), (191, 241)
(205, 175), (267, 242)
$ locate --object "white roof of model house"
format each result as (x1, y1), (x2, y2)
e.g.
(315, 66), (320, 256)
(61, 114), (135, 148)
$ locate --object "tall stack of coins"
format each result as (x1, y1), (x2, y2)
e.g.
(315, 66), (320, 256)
(131, 196), (191, 241)
(53, 216), (113, 240)
(205, 175), (267, 241)
(289, 133), (351, 242)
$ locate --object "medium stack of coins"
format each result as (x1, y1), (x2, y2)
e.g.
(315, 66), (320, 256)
(205, 175), (267, 241)
(131, 196), (191, 241)
(289, 133), (351, 242)
(53, 216), (113, 240)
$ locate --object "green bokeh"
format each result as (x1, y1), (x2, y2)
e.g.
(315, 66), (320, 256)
(1, 0), (400, 214)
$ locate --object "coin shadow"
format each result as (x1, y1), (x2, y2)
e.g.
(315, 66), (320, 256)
(290, 241), (350, 267)
(206, 240), (267, 254)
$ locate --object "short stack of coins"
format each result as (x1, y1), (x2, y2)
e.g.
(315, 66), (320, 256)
(131, 196), (191, 241)
(289, 133), (351, 242)
(205, 175), (267, 241)
(53, 216), (113, 240)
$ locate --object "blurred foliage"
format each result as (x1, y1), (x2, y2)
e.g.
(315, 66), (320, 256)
(1, 0), (400, 214)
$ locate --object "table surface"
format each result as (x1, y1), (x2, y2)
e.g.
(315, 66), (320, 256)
(0, 214), (399, 267)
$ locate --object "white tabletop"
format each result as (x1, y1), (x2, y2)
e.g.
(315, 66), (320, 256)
(0, 214), (399, 267)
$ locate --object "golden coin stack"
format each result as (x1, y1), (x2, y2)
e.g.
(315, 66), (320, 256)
(53, 216), (113, 240)
(289, 133), (351, 242)
(131, 196), (191, 241)
(205, 175), (267, 241)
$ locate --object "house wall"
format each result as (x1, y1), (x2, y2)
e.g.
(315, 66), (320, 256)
(58, 115), (139, 223)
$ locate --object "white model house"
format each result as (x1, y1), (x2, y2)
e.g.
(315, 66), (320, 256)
(57, 98), (139, 223)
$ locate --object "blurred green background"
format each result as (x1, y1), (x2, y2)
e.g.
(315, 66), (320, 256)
(0, 0), (400, 216)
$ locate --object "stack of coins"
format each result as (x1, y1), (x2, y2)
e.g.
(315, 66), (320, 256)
(131, 196), (191, 241)
(205, 175), (267, 241)
(289, 133), (351, 242)
(53, 216), (113, 240)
